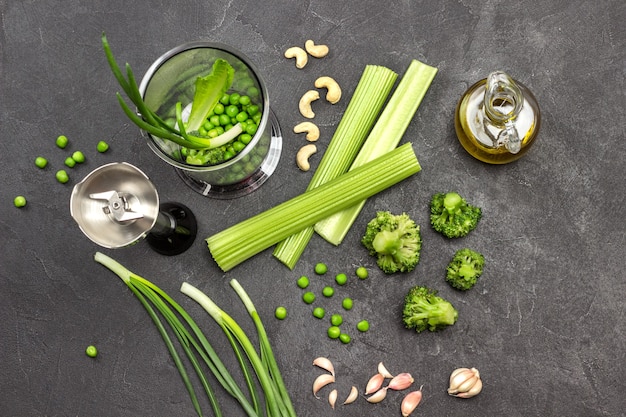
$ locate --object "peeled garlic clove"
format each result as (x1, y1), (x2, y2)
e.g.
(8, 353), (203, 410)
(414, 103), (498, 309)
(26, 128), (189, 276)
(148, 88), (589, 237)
(366, 386), (388, 403)
(313, 373), (335, 398)
(388, 372), (414, 391)
(377, 362), (394, 378)
(343, 386), (359, 405)
(328, 389), (338, 409)
(447, 367), (482, 398)
(365, 373), (385, 395)
(401, 387), (423, 416)
(313, 357), (335, 377)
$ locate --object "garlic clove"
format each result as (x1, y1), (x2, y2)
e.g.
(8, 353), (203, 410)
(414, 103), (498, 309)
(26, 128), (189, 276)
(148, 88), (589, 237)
(343, 386), (359, 405)
(388, 372), (414, 391)
(313, 357), (335, 377)
(313, 373), (335, 398)
(366, 386), (388, 403)
(400, 387), (423, 416)
(328, 389), (338, 409)
(447, 367), (482, 398)
(455, 377), (483, 398)
(377, 362), (394, 378)
(448, 368), (474, 393)
(365, 373), (385, 395)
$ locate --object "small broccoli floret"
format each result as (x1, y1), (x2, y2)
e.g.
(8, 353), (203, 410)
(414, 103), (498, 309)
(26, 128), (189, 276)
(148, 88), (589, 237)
(361, 211), (421, 274)
(184, 146), (226, 166)
(430, 192), (482, 238)
(446, 248), (485, 291)
(402, 286), (458, 333)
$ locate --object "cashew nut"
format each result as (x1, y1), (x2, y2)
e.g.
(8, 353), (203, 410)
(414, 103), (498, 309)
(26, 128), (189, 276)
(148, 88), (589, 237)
(284, 46), (308, 69)
(296, 144), (317, 171)
(293, 121), (320, 142)
(315, 76), (342, 104)
(299, 90), (320, 119)
(305, 40), (329, 58)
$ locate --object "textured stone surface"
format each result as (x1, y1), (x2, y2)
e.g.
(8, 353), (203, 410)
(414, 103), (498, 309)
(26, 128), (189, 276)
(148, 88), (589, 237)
(1, 1), (624, 416)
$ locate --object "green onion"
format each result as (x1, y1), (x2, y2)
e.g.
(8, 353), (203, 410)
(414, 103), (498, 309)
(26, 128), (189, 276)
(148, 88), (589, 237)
(273, 65), (398, 269)
(315, 59), (438, 245)
(206, 143), (421, 272)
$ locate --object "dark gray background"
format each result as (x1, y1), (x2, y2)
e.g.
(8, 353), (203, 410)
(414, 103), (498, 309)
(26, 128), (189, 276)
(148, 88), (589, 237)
(1, 1), (624, 416)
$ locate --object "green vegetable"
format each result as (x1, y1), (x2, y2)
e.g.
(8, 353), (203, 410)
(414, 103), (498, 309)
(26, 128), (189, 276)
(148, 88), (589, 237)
(327, 326), (341, 339)
(64, 157), (76, 168)
(273, 65), (399, 269)
(302, 292), (316, 304)
(339, 333), (351, 344)
(335, 273), (348, 286)
(85, 345), (98, 358)
(446, 248), (485, 291)
(274, 306), (288, 320)
(322, 286), (334, 298)
(330, 314), (343, 326)
(97, 141), (110, 152)
(342, 298), (353, 310)
(361, 211), (421, 274)
(296, 276), (310, 289)
(56, 135), (68, 148)
(356, 320), (370, 332)
(430, 192), (482, 238)
(35, 156), (48, 168)
(72, 151), (86, 163)
(186, 59), (234, 132)
(313, 307), (326, 319)
(314, 263), (327, 275)
(355, 266), (368, 279)
(56, 170), (69, 183)
(13, 196), (27, 208)
(402, 286), (458, 333)
(315, 59), (438, 245)
(206, 143), (421, 271)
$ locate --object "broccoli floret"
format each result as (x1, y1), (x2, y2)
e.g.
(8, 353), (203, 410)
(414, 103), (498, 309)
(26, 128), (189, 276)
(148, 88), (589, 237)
(184, 146), (227, 166)
(430, 192), (481, 238)
(446, 248), (485, 291)
(361, 211), (421, 274)
(402, 286), (458, 333)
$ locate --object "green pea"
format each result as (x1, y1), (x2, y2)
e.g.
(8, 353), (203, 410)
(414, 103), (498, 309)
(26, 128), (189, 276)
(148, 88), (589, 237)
(330, 314), (343, 326)
(239, 133), (252, 145)
(296, 276), (310, 289)
(302, 291), (316, 304)
(72, 151), (85, 163)
(223, 150), (234, 160)
(339, 333), (351, 344)
(229, 93), (241, 105)
(314, 263), (327, 275)
(252, 113), (262, 124)
(233, 141), (246, 152)
(313, 307), (325, 319)
(203, 121), (215, 131)
(246, 104), (259, 116)
(239, 95), (251, 106)
(85, 345), (98, 358)
(226, 105), (239, 118)
(327, 326), (341, 339)
(322, 286), (334, 298)
(357, 320), (370, 332)
(13, 195), (27, 208)
(35, 156), (48, 168)
(56, 135), (69, 148)
(219, 93), (230, 105)
(335, 273), (348, 285)
(64, 157), (76, 168)
(56, 170), (69, 183)
(207, 128), (219, 138)
(235, 111), (249, 123)
(213, 103), (225, 114)
(219, 114), (231, 126)
(274, 306), (287, 320)
(356, 266), (369, 279)
(96, 141), (109, 153)
(215, 126), (225, 135)
(247, 87), (259, 97)
(342, 298), (353, 310)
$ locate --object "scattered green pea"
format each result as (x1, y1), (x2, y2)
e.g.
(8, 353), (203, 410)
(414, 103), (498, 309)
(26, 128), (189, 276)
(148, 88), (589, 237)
(297, 276), (310, 289)
(314, 263), (328, 275)
(330, 314), (343, 326)
(357, 320), (370, 332)
(313, 307), (326, 319)
(274, 306), (287, 320)
(335, 273), (348, 285)
(72, 151), (86, 163)
(35, 156), (48, 169)
(85, 345), (98, 358)
(342, 298), (353, 310)
(64, 157), (76, 168)
(356, 266), (369, 279)
(13, 196), (27, 208)
(56, 135), (69, 148)
(96, 141), (109, 153)
(327, 326), (341, 339)
(302, 291), (316, 304)
(322, 286), (335, 297)
(56, 170), (69, 184)
(339, 333), (351, 344)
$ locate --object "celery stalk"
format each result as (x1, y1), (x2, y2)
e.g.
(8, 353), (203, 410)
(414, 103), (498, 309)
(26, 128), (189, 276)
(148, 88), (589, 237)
(206, 143), (421, 272)
(315, 59), (438, 245)
(272, 65), (398, 269)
